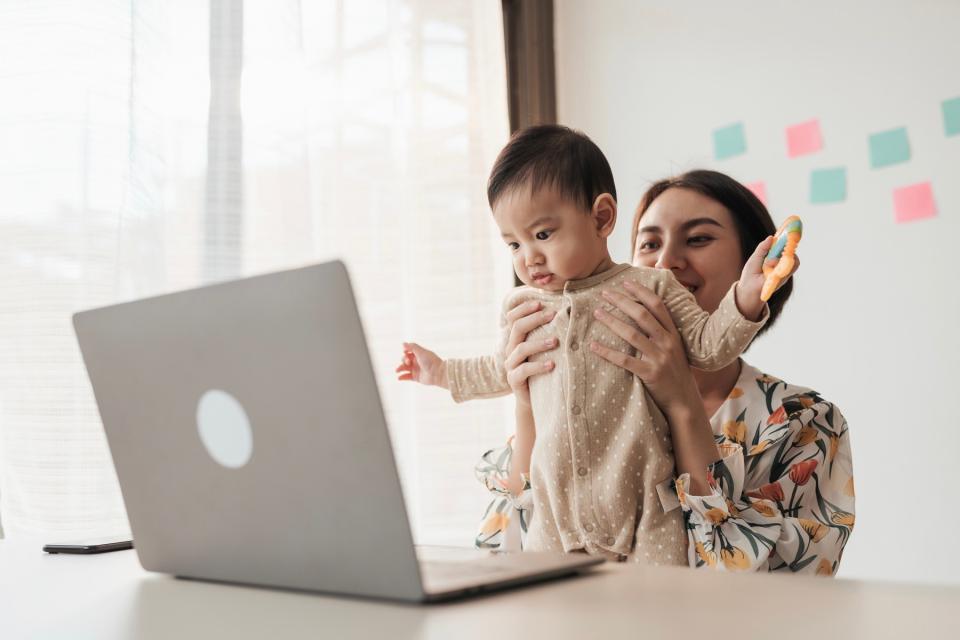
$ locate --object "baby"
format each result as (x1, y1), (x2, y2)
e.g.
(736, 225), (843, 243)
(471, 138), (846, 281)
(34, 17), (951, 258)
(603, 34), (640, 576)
(397, 125), (771, 564)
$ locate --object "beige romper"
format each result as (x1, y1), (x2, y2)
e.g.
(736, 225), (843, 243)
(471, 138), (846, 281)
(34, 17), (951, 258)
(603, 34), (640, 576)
(446, 263), (767, 565)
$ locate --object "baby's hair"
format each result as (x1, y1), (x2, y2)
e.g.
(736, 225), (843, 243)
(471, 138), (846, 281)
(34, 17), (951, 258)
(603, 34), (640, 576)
(487, 124), (617, 211)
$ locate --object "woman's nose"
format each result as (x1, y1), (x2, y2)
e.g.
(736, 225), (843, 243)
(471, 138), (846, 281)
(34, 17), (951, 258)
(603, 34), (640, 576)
(655, 243), (686, 270)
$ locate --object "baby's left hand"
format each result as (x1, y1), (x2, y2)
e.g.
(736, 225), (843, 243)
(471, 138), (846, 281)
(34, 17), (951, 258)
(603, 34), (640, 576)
(735, 236), (800, 320)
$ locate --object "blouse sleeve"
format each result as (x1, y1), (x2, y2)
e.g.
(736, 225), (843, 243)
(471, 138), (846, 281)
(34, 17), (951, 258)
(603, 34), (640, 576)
(675, 399), (855, 574)
(473, 438), (533, 551)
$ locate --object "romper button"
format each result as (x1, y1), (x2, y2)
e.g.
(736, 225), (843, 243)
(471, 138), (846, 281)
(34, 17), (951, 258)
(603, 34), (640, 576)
(578, 467), (587, 477)
(584, 523), (594, 532)
(571, 341), (579, 351)
(572, 405), (581, 415)
(606, 536), (616, 546)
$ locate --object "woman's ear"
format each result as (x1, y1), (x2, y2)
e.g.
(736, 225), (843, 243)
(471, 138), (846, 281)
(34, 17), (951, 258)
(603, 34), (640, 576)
(591, 193), (618, 238)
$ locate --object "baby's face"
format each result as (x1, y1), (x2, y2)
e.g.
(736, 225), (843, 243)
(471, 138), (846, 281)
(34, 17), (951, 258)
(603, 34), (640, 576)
(493, 186), (609, 292)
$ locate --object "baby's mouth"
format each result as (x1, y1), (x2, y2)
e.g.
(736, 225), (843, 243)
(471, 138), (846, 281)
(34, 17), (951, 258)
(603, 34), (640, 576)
(531, 273), (554, 285)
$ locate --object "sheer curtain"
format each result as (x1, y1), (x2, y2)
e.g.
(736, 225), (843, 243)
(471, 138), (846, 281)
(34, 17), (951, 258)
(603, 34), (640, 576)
(0, 0), (512, 545)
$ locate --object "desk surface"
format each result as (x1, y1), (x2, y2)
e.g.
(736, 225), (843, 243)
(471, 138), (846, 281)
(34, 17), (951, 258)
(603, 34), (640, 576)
(1, 539), (955, 639)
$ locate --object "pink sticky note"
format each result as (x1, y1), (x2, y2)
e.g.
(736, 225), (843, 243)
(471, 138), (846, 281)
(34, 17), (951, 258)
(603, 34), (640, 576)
(786, 119), (823, 158)
(893, 182), (937, 223)
(746, 181), (767, 205)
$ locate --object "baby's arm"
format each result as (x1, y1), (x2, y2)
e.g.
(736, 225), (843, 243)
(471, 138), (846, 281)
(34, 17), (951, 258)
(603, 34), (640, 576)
(396, 343), (510, 402)
(656, 239), (777, 370)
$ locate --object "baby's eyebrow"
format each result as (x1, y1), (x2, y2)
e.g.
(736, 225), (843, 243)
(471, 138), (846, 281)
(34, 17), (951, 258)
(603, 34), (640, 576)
(525, 215), (559, 230)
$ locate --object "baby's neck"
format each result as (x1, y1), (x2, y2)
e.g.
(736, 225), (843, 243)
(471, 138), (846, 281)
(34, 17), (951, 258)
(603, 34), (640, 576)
(586, 253), (616, 278)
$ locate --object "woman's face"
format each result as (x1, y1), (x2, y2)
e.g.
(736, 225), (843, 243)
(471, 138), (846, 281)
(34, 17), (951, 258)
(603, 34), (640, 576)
(632, 187), (744, 313)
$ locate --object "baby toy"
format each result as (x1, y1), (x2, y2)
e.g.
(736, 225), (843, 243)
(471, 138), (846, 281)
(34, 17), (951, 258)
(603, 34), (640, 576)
(761, 215), (802, 302)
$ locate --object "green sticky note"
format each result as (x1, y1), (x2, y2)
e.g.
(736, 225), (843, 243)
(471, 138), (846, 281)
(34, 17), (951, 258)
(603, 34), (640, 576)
(810, 167), (846, 204)
(713, 122), (746, 160)
(869, 127), (910, 168)
(943, 97), (960, 136)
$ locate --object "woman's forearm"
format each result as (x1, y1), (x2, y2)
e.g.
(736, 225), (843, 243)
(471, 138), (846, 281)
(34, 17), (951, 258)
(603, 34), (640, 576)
(506, 400), (535, 496)
(665, 392), (721, 496)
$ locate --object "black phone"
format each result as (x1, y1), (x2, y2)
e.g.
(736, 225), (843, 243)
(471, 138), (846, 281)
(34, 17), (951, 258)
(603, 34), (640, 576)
(42, 539), (134, 554)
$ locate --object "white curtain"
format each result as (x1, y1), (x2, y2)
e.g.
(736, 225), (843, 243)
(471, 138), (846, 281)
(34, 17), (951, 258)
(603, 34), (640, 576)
(0, 0), (512, 545)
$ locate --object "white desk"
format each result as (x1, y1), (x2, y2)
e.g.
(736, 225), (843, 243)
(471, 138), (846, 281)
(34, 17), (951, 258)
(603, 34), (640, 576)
(1, 539), (956, 639)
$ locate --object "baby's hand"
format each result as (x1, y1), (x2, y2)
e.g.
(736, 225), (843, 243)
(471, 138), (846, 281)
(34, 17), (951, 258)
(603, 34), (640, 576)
(395, 342), (448, 389)
(735, 235), (800, 320)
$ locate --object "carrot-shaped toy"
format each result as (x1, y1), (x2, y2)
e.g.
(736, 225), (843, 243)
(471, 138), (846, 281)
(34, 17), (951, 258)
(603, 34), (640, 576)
(761, 215), (802, 302)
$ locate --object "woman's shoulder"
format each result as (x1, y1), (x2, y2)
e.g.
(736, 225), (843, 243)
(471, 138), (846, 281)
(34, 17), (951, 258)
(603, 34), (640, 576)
(720, 361), (848, 455)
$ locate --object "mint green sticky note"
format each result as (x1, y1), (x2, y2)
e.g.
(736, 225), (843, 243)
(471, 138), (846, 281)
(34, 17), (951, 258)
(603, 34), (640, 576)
(810, 167), (846, 203)
(713, 122), (746, 160)
(869, 127), (910, 168)
(943, 97), (960, 137)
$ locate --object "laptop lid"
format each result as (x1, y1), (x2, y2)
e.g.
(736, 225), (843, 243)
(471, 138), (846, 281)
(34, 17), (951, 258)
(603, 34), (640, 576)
(73, 261), (426, 601)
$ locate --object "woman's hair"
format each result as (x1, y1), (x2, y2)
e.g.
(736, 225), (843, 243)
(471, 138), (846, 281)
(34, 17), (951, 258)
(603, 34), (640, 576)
(632, 169), (793, 339)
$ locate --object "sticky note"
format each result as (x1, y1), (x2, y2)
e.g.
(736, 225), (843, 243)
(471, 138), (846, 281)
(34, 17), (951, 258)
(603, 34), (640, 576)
(893, 182), (937, 223)
(869, 127), (910, 168)
(713, 122), (746, 160)
(943, 97), (960, 136)
(810, 167), (846, 204)
(786, 119), (823, 157)
(745, 181), (767, 205)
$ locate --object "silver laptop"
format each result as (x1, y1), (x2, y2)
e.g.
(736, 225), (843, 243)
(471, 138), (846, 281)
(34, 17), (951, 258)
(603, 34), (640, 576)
(73, 260), (602, 602)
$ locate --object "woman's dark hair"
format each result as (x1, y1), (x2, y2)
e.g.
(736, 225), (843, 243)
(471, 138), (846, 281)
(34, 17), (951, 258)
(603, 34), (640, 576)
(632, 169), (793, 340)
(487, 124), (616, 211)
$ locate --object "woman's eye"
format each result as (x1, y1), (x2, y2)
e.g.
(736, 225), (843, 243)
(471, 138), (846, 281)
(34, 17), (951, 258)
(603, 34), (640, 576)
(688, 235), (712, 245)
(639, 240), (660, 251)
(535, 230), (552, 241)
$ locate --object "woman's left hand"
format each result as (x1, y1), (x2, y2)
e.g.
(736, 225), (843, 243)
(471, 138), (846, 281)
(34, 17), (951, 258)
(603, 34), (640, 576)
(589, 280), (700, 416)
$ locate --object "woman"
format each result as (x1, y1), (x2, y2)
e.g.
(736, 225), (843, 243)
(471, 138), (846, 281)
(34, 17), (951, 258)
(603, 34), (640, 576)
(477, 170), (854, 574)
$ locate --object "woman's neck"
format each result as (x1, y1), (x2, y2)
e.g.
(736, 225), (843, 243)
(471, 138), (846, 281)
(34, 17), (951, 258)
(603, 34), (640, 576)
(691, 358), (742, 418)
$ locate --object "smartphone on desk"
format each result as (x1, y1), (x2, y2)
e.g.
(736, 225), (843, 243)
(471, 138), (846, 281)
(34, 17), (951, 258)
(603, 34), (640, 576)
(43, 538), (134, 554)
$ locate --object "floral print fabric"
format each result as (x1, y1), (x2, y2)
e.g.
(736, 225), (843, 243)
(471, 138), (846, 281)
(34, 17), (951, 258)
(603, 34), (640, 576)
(475, 361), (855, 575)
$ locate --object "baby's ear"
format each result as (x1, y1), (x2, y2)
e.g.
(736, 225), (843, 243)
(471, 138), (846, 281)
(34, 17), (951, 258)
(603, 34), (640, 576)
(591, 193), (617, 238)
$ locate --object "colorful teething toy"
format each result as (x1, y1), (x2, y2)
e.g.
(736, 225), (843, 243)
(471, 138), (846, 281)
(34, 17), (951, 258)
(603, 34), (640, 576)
(761, 215), (802, 302)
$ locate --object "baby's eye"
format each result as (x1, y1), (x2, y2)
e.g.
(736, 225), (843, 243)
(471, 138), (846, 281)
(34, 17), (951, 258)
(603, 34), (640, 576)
(507, 242), (519, 251)
(535, 230), (552, 241)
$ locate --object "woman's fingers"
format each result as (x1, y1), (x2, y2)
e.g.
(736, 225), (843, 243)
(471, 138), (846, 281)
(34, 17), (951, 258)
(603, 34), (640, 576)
(505, 300), (542, 324)
(621, 281), (682, 340)
(507, 359), (555, 389)
(593, 306), (657, 354)
(589, 341), (646, 378)
(599, 287), (667, 344)
(506, 307), (555, 354)
(505, 336), (558, 370)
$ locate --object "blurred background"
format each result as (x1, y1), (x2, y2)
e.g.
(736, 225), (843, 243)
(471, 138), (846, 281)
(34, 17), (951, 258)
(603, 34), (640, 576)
(1, 0), (957, 585)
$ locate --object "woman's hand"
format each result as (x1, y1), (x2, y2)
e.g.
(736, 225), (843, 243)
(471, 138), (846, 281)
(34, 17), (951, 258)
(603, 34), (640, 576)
(590, 281), (700, 416)
(590, 281), (722, 493)
(502, 301), (558, 406)
(735, 236), (801, 320)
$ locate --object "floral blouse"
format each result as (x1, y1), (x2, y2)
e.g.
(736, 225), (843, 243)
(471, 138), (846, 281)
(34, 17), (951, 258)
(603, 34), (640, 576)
(475, 361), (855, 575)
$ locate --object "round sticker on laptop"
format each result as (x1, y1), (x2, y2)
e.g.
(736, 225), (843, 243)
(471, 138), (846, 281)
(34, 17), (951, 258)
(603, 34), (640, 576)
(196, 389), (253, 468)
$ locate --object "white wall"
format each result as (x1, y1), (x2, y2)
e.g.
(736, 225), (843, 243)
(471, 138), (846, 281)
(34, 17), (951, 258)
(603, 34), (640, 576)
(555, 0), (960, 584)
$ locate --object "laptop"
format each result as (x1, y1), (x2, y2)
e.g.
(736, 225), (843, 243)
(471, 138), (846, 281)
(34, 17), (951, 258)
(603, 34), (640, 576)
(72, 260), (603, 602)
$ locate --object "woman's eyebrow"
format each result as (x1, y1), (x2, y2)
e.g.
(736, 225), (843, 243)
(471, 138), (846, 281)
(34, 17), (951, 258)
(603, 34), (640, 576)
(639, 217), (724, 234)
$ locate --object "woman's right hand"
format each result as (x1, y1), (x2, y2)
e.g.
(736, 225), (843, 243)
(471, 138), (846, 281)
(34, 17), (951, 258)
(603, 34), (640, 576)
(503, 301), (558, 405)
